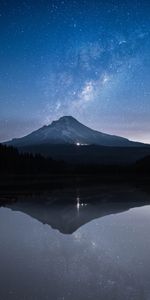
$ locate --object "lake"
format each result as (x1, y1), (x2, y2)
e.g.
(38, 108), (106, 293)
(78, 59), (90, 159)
(0, 184), (150, 300)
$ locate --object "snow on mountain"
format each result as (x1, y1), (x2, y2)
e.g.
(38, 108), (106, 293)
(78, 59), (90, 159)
(6, 116), (145, 147)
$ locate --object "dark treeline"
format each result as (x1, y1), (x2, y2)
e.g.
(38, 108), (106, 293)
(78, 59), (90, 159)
(0, 143), (150, 176)
(0, 144), (66, 174)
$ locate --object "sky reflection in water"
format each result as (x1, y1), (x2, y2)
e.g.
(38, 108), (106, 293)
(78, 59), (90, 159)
(0, 186), (150, 300)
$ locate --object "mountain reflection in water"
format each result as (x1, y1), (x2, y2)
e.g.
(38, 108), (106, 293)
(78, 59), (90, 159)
(0, 184), (150, 300)
(2, 185), (150, 234)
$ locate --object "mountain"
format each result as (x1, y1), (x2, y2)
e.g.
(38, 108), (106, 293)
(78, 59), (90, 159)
(3, 186), (150, 234)
(4, 116), (150, 165)
(5, 116), (147, 147)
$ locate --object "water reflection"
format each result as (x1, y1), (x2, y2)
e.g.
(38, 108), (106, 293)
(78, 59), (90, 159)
(0, 185), (150, 300)
(2, 185), (150, 234)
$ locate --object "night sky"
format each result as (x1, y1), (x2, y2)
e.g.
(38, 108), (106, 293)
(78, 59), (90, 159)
(0, 0), (150, 143)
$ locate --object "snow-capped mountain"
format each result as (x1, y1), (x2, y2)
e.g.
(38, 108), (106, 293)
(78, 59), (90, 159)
(6, 116), (146, 147)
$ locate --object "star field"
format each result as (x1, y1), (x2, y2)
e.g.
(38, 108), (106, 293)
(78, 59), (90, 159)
(0, 0), (150, 142)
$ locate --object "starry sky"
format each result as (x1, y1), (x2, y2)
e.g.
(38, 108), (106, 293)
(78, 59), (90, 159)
(0, 0), (150, 143)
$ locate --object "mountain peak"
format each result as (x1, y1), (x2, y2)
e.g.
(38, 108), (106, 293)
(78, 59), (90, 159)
(5, 115), (146, 148)
(51, 115), (78, 124)
(50, 115), (80, 128)
(59, 116), (77, 121)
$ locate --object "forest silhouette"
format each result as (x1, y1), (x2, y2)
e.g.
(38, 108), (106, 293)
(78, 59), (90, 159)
(0, 143), (150, 177)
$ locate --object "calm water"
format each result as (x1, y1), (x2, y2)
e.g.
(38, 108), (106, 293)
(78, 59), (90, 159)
(0, 185), (150, 300)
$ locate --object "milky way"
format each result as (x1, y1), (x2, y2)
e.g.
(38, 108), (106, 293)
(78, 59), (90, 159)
(0, 0), (150, 142)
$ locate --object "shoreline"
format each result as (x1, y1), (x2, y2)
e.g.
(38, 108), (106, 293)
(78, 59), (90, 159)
(0, 173), (150, 193)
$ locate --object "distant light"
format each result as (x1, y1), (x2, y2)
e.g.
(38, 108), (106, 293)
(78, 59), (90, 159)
(76, 142), (88, 146)
(76, 196), (87, 211)
(77, 196), (80, 210)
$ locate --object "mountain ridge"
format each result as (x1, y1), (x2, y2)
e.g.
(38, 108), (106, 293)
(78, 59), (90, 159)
(5, 116), (147, 147)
